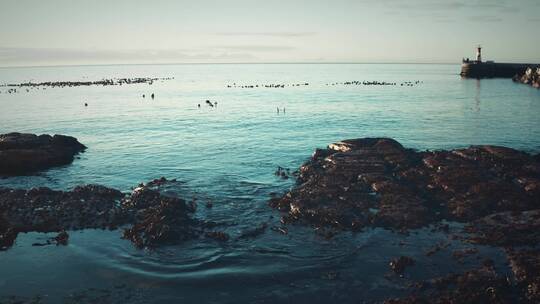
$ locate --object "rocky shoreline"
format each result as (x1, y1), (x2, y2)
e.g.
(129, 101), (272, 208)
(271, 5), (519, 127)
(0, 177), (232, 251)
(270, 138), (539, 231)
(270, 137), (540, 302)
(2, 134), (540, 302)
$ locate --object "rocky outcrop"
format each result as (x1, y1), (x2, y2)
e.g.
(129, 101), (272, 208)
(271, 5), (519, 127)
(121, 185), (197, 249)
(0, 132), (86, 175)
(269, 138), (540, 231)
(0, 178), (201, 250)
(270, 137), (540, 303)
(513, 67), (540, 88)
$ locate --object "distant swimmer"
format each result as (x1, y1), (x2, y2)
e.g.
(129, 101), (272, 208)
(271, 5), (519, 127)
(206, 100), (214, 107)
(142, 94), (145, 98)
(84, 103), (88, 107)
(198, 104), (201, 108)
(214, 102), (218, 107)
(151, 93), (155, 99)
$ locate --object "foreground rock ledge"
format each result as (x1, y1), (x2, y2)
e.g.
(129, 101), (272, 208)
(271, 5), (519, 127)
(270, 138), (540, 231)
(0, 132), (86, 175)
(0, 178), (203, 250)
(270, 138), (540, 303)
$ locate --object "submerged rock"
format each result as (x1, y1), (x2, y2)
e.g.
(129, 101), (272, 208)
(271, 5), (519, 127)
(465, 210), (540, 247)
(384, 264), (515, 304)
(389, 256), (415, 275)
(270, 138), (540, 231)
(0, 132), (86, 175)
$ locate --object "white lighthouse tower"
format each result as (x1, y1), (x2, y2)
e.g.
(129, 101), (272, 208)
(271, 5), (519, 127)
(476, 45), (482, 63)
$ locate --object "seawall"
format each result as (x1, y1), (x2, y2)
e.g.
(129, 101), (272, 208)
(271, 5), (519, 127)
(460, 62), (540, 78)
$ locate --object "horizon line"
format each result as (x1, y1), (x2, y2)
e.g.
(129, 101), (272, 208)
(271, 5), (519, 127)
(0, 61), (464, 69)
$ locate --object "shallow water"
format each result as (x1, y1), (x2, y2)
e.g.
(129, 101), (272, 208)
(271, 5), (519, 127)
(0, 64), (539, 303)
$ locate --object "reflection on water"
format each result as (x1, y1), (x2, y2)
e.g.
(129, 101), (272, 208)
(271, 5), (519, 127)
(475, 79), (481, 112)
(0, 64), (539, 302)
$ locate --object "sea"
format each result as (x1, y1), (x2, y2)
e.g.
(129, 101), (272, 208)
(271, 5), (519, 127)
(0, 63), (539, 303)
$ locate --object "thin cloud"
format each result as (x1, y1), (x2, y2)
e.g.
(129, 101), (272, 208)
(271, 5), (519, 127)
(215, 32), (316, 37)
(378, 0), (514, 12)
(214, 45), (295, 52)
(469, 15), (503, 23)
(0, 47), (257, 65)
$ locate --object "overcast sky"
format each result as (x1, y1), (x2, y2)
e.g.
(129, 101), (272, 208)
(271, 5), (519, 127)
(1, 0), (539, 66)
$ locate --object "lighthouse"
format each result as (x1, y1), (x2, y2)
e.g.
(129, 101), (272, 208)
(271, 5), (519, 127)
(476, 46), (482, 63)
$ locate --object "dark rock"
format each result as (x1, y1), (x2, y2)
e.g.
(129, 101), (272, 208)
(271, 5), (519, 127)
(239, 223), (268, 239)
(389, 256), (415, 275)
(275, 166), (293, 179)
(452, 248), (479, 262)
(0, 179), (200, 250)
(513, 67), (540, 89)
(122, 187), (197, 248)
(54, 231), (69, 245)
(31, 231), (69, 247)
(204, 231), (230, 242)
(465, 210), (540, 247)
(507, 249), (540, 302)
(0, 215), (18, 251)
(384, 265), (514, 303)
(0, 133), (86, 175)
(270, 138), (540, 232)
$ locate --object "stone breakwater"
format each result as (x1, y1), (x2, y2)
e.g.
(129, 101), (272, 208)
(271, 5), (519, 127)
(0, 133), (86, 175)
(270, 138), (540, 303)
(513, 67), (540, 89)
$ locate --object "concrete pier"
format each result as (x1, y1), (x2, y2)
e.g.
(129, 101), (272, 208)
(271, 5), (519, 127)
(460, 61), (540, 78)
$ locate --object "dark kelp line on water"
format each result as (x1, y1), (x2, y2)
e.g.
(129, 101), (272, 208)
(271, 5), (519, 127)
(1, 133), (540, 302)
(0, 77), (174, 94)
(225, 80), (423, 89)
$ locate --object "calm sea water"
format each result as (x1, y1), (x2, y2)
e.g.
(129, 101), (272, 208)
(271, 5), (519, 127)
(0, 64), (539, 303)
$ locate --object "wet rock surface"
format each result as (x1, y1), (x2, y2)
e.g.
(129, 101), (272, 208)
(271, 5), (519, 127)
(0, 133), (86, 175)
(513, 67), (540, 89)
(0, 178), (221, 250)
(270, 137), (540, 303)
(121, 185), (197, 249)
(270, 138), (540, 231)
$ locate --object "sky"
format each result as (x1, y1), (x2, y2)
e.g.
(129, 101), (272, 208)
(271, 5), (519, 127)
(0, 0), (539, 66)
